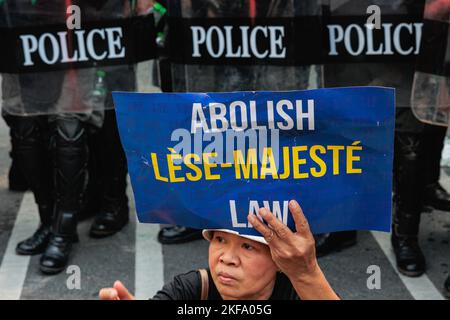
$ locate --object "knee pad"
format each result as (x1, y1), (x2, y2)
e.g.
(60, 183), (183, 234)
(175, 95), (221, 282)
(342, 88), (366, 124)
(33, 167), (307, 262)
(9, 116), (45, 143)
(53, 117), (88, 177)
(52, 117), (89, 211)
(55, 117), (86, 144)
(395, 133), (422, 162)
(8, 116), (49, 155)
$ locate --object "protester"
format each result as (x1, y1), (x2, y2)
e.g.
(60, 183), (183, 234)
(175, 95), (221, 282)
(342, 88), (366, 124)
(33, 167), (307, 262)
(100, 200), (340, 300)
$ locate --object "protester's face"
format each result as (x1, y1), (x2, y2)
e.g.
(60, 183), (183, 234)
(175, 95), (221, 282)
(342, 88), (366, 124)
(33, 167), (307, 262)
(208, 231), (278, 300)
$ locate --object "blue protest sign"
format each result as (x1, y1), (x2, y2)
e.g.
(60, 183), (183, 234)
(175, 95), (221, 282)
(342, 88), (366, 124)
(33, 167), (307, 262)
(113, 87), (395, 236)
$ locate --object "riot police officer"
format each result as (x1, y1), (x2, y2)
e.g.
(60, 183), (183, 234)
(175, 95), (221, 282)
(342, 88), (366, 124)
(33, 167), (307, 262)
(1, 0), (88, 274)
(1, 0), (136, 274)
(322, 0), (430, 275)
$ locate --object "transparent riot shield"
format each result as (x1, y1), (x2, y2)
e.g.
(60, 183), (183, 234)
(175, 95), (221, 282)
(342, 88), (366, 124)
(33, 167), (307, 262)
(167, 0), (323, 92)
(323, 0), (424, 109)
(412, 0), (450, 126)
(0, 0), (157, 123)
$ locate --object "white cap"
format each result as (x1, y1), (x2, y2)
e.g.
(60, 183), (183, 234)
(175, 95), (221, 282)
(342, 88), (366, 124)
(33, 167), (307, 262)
(202, 229), (268, 245)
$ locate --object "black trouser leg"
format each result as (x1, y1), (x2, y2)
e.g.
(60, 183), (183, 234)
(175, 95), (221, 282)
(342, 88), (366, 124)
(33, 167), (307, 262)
(8, 140), (29, 192)
(5, 115), (54, 255)
(89, 109), (129, 238)
(422, 124), (447, 185)
(78, 132), (102, 221)
(53, 116), (88, 216)
(421, 124), (450, 211)
(7, 115), (53, 225)
(40, 116), (88, 274)
(98, 109), (128, 209)
(393, 132), (424, 235)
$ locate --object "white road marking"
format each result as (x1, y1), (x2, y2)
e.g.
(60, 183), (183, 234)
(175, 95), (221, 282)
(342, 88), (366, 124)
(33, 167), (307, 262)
(129, 183), (164, 300)
(439, 168), (450, 187)
(132, 63), (165, 300)
(371, 231), (445, 300)
(0, 192), (39, 300)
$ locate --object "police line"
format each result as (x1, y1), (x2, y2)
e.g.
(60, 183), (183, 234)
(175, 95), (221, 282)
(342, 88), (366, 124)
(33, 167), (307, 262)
(0, 14), (447, 73)
(168, 15), (425, 66)
(0, 15), (157, 73)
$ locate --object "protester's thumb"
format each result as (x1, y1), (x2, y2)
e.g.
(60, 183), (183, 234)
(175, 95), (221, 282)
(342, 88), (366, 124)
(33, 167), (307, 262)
(113, 281), (135, 300)
(99, 288), (119, 300)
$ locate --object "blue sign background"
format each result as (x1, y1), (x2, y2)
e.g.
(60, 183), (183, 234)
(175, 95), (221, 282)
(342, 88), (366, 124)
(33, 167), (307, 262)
(113, 87), (395, 236)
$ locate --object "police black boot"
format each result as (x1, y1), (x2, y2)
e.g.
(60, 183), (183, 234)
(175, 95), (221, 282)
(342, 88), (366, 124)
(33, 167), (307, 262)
(392, 132), (426, 277)
(40, 117), (87, 275)
(89, 194), (129, 238)
(391, 228), (425, 277)
(315, 231), (357, 258)
(158, 226), (204, 244)
(8, 115), (53, 255)
(40, 212), (79, 274)
(16, 204), (52, 255)
(423, 182), (450, 212)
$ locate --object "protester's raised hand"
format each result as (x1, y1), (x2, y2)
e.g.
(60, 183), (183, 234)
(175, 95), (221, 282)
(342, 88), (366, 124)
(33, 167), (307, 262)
(247, 200), (318, 282)
(248, 200), (339, 300)
(99, 281), (135, 300)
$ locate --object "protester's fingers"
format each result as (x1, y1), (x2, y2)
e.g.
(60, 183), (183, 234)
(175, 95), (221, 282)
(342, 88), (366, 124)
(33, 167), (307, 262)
(99, 288), (119, 300)
(289, 200), (311, 235)
(258, 207), (292, 239)
(113, 281), (135, 300)
(247, 213), (277, 243)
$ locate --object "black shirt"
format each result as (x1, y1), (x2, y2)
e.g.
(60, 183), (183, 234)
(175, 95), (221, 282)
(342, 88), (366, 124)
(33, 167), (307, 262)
(152, 269), (299, 300)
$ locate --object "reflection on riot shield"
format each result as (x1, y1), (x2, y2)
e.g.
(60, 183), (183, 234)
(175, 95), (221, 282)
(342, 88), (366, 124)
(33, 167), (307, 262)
(0, 0), (156, 118)
(168, 0), (323, 92)
(412, 0), (450, 126)
(323, 0), (424, 109)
